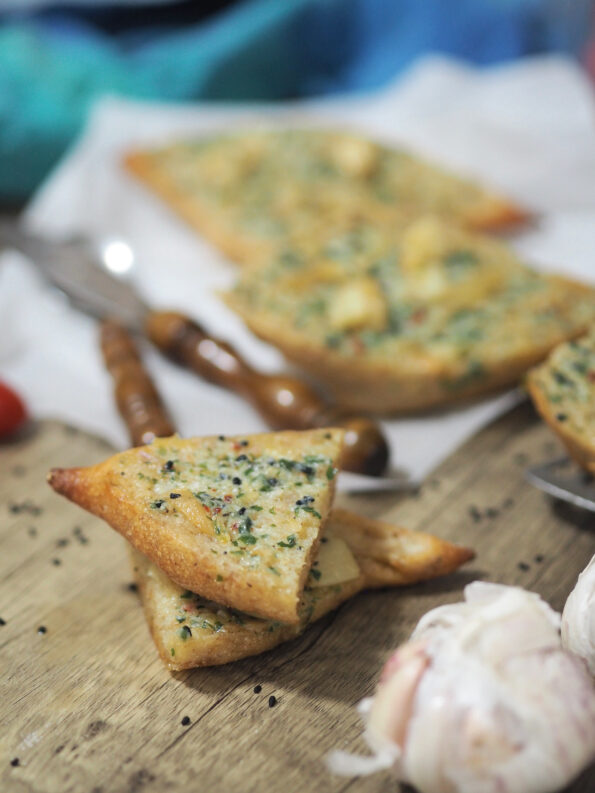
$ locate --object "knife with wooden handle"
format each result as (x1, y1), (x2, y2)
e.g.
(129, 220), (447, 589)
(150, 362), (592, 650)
(1, 223), (389, 476)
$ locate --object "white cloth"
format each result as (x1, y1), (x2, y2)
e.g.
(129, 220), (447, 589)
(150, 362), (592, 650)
(1, 55), (594, 485)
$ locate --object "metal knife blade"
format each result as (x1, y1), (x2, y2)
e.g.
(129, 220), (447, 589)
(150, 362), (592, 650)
(525, 457), (595, 512)
(0, 221), (148, 331)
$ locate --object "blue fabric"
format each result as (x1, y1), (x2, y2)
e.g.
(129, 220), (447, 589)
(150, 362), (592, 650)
(0, 0), (593, 199)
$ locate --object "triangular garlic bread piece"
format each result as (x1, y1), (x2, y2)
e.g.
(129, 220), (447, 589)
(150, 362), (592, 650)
(48, 429), (343, 623)
(132, 509), (475, 670)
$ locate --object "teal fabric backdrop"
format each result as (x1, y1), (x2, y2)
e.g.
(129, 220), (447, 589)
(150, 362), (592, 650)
(0, 0), (592, 199)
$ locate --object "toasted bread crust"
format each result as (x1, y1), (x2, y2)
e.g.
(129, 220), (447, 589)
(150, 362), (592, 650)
(48, 429), (343, 624)
(226, 285), (593, 414)
(330, 508), (474, 588)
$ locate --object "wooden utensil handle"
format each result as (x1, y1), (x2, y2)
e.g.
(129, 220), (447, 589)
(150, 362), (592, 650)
(145, 311), (389, 476)
(100, 319), (175, 446)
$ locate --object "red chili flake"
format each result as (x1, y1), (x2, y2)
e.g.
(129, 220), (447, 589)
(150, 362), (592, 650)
(213, 507), (221, 514)
(232, 443), (242, 451)
(183, 604), (193, 612)
(204, 506), (211, 513)
(410, 308), (427, 324)
(224, 495), (232, 502)
(588, 371), (595, 383)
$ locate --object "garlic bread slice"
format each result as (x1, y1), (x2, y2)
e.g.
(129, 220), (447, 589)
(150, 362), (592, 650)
(48, 429), (343, 624)
(228, 219), (595, 413)
(527, 327), (595, 471)
(124, 129), (528, 270)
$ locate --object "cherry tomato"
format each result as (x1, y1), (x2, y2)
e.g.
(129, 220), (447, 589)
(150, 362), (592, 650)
(0, 381), (27, 437)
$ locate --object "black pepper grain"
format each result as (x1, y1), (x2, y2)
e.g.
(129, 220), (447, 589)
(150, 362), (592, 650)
(181, 716), (191, 726)
(253, 685), (262, 694)
(127, 582), (138, 593)
(52, 558), (61, 566)
(534, 554), (545, 564)
(555, 413), (568, 422)
(268, 695), (277, 708)
(0, 617), (6, 626)
(218, 435), (225, 441)
(468, 505), (482, 522)
(232, 477), (242, 485)
(37, 626), (47, 634)
(518, 562), (530, 572)
(163, 460), (175, 472)
(10, 758), (19, 767)
(169, 493), (181, 499)
(235, 454), (248, 462)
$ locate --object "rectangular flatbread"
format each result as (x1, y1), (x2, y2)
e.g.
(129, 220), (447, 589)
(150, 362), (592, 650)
(124, 129), (528, 268)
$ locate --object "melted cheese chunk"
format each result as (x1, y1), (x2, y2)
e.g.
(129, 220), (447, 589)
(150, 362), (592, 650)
(329, 277), (388, 331)
(310, 536), (361, 587)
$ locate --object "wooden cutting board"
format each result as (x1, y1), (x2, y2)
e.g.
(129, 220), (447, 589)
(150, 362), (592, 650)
(2, 407), (595, 793)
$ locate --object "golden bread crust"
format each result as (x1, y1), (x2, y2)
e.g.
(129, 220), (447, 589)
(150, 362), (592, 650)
(226, 277), (594, 414)
(329, 508), (475, 588)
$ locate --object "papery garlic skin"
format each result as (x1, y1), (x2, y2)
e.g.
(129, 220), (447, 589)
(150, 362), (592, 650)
(330, 583), (595, 793)
(562, 555), (595, 676)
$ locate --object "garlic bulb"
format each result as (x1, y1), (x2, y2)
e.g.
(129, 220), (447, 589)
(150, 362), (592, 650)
(562, 555), (595, 676)
(328, 582), (595, 793)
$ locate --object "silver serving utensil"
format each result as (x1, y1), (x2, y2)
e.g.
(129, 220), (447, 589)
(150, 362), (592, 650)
(525, 457), (595, 512)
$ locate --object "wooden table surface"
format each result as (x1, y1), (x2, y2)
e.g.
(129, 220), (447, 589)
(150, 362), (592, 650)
(2, 405), (595, 793)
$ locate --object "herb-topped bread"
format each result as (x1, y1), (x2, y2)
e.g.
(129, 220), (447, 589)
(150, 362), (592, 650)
(227, 216), (595, 413)
(527, 327), (595, 471)
(48, 429), (343, 624)
(131, 509), (474, 670)
(130, 534), (364, 670)
(124, 129), (527, 266)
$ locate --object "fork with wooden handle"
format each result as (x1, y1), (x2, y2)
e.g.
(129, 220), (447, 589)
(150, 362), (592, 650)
(100, 318), (390, 479)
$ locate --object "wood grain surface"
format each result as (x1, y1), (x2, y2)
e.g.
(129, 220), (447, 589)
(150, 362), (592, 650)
(2, 405), (595, 793)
